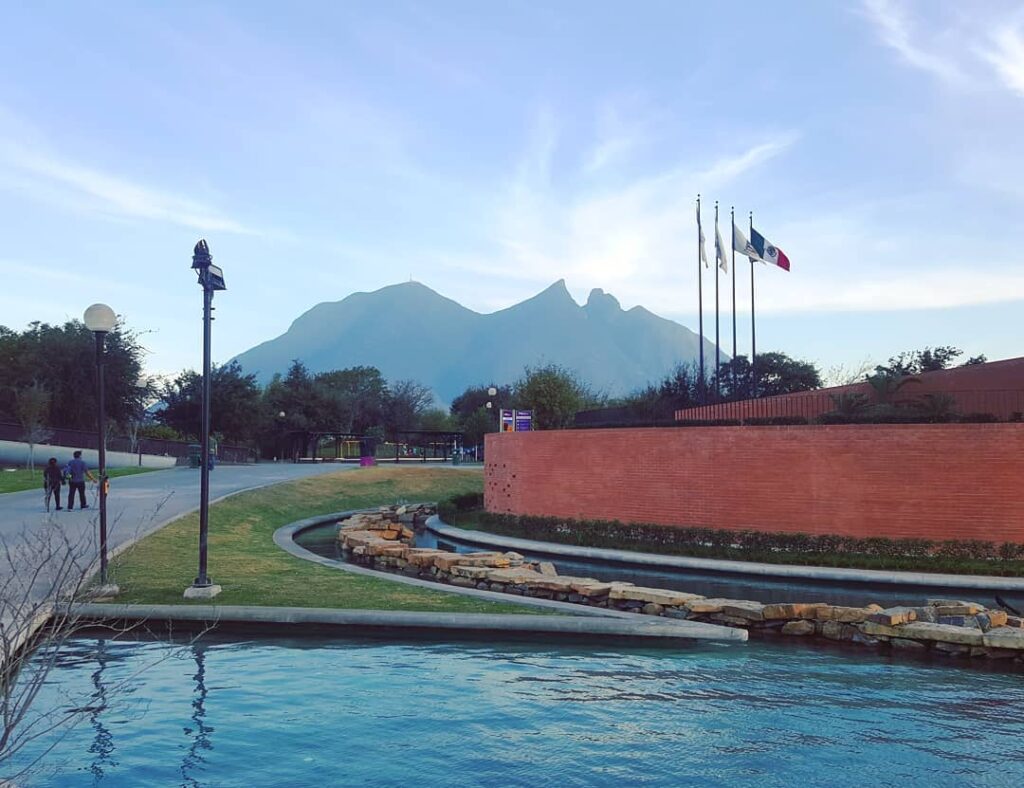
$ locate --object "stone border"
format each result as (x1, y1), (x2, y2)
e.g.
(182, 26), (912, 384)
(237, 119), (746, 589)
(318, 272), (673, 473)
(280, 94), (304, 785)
(71, 603), (745, 644)
(272, 510), (745, 642)
(427, 518), (1024, 592)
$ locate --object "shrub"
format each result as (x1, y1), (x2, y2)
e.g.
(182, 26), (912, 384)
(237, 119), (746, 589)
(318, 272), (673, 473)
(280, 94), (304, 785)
(441, 507), (1024, 576)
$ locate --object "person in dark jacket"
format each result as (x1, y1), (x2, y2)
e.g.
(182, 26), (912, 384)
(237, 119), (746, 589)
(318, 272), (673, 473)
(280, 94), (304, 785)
(43, 457), (64, 512)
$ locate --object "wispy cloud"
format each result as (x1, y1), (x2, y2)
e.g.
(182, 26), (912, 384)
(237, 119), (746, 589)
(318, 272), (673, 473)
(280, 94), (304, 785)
(984, 23), (1024, 96)
(582, 97), (657, 174)
(446, 107), (798, 306)
(860, 0), (968, 86)
(0, 140), (254, 234)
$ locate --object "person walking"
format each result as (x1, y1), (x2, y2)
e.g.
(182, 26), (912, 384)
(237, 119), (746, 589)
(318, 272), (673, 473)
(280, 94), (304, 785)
(43, 457), (64, 512)
(65, 450), (96, 511)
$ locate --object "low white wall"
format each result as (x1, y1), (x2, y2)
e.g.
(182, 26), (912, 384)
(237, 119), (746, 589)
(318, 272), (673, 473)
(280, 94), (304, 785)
(0, 440), (177, 470)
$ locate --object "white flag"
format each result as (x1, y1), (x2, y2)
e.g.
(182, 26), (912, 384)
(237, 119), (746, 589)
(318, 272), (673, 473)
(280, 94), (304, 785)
(715, 216), (729, 273)
(732, 222), (761, 263)
(697, 203), (709, 268)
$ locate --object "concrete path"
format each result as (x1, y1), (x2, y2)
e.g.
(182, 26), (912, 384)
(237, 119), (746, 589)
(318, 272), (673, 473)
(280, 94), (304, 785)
(0, 462), (352, 586)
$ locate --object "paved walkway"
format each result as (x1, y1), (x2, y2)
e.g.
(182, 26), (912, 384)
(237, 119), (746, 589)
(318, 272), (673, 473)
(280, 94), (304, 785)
(0, 463), (352, 588)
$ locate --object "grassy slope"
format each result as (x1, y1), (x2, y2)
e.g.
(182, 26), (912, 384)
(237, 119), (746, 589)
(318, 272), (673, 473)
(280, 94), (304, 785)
(107, 466), (534, 613)
(0, 466), (156, 495)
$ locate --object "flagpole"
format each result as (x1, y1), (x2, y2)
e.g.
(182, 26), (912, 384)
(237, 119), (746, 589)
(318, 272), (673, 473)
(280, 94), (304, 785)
(750, 210), (757, 398)
(730, 205), (737, 389)
(696, 194), (705, 404)
(714, 201), (720, 399)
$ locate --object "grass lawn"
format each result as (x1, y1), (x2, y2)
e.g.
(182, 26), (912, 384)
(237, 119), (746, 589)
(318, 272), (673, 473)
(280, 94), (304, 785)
(0, 466), (157, 495)
(106, 466), (536, 613)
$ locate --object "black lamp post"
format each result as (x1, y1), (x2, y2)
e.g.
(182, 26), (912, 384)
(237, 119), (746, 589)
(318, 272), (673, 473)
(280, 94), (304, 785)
(84, 303), (118, 594)
(184, 240), (225, 599)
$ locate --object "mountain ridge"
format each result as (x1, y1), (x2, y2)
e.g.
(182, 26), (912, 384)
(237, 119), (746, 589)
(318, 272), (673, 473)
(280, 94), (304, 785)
(231, 281), (722, 402)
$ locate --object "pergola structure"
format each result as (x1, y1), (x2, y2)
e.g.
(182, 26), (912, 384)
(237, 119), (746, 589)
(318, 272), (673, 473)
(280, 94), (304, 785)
(283, 429), (463, 463)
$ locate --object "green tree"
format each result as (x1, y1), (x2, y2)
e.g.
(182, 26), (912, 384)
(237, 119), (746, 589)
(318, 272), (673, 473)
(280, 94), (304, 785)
(14, 382), (52, 472)
(513, 364), (600, 429)
(460, 407), (496, 446)
(313, 366), (387, 433)
(156, 361), (263, 443)
(0, 319), (151, 432)
(718, 352), (821, 400)
(418, 408), (457, 432)
(449, 384), (513, 421)
(873, 346), (984, 377)
(384, 379), (434, 432)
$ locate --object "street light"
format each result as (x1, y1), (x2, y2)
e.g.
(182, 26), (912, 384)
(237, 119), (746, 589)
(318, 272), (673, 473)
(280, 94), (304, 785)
(83, 303), (118, 596)
(184, 240), (224, 600)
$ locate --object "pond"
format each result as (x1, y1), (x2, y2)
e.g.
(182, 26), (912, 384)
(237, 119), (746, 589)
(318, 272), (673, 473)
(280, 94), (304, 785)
(6, 633), (1024, 786)
(295, 523), (1016, 611)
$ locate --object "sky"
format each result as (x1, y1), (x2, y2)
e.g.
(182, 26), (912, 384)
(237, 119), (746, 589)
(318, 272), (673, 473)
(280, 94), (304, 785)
(2, 0), (1023, 384)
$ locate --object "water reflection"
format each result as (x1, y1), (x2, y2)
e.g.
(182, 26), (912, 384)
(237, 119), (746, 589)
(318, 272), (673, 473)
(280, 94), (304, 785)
(87, 638), (116, 783)
(180, 643), (213, 787)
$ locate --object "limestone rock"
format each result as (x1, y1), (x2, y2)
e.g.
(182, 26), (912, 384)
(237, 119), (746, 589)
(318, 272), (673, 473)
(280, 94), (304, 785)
(405, 549), (447, 567)
(781, 620), (815, 636)
(538, 562), (558, 576)
(982, 627), (1024, 651)
(642, 603), (665, 616)
(451, 565), (493, 580)
(891, 637), (928, 651)
(897, 622), (984, 647)
(762, 603), (825, 620)
(720, 601), (765, 621)
(927, 600), (984, 615)
(868, 607), (918, 626)
(685, 598), (755, 615)
(609, 586), (704, 607)
(434, 552), (510, 571)
(815, 606), (873, 623)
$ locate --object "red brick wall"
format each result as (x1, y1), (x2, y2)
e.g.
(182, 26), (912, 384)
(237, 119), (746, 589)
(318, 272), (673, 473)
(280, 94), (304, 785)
(485, 424), (1024, 544)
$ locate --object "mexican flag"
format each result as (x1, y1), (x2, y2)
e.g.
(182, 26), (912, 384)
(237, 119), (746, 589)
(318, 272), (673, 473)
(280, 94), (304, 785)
(751, 227), (791, 271)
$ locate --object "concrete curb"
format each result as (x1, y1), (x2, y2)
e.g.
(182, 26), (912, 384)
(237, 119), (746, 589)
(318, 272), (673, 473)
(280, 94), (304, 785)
(272, 511), (745, 641)
(427, 518), (1024, 593)
(71, 603), (746, 643)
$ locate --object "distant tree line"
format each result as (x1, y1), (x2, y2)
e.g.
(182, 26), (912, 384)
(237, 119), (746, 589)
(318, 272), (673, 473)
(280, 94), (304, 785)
(0, 314), (994, 455)
(0, 320), (153, 461)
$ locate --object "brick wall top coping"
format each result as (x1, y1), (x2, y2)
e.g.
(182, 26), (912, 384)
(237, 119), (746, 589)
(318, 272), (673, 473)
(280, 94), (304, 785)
(427, 519), (1024, 593)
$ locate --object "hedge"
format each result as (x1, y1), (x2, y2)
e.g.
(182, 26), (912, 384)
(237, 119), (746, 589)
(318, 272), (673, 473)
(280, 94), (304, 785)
(437, 499), (1024, 577)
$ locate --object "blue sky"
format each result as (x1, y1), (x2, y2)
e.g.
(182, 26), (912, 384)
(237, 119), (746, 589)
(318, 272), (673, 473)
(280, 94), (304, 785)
(2, 0), (1023, 384)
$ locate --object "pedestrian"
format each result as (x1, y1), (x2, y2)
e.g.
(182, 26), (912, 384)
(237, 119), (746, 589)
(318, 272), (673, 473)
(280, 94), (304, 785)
(65, 450), (96, 511)
(43, 457), (64, 512)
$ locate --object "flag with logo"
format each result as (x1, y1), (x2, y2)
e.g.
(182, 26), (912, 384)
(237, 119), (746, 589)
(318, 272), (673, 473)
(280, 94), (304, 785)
(697, 203), (709, 268)
(732, 222), (760, 262)
(715, 216), (729, 273)
(750, 227), (791, 271)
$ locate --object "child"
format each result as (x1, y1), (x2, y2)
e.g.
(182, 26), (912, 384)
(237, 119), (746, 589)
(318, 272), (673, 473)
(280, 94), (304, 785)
(43, 457), (64, 512)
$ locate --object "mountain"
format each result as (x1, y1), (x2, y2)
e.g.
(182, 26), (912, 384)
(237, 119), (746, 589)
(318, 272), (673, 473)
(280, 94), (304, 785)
(231, 280), (721, 402)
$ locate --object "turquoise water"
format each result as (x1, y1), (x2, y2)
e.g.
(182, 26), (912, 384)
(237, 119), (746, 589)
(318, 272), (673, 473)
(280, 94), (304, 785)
(6, 634), (1024, 786)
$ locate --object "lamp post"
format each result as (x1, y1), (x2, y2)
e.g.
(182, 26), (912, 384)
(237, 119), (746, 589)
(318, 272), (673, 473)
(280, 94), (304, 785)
(83, 303), (118, 596)
(184, 240), (225, 600)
